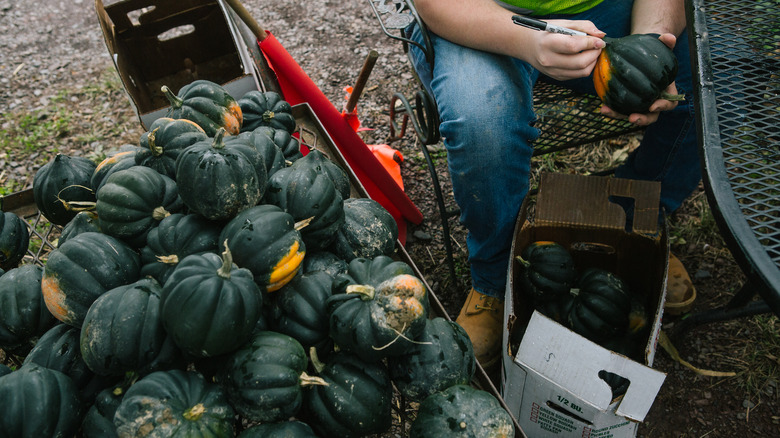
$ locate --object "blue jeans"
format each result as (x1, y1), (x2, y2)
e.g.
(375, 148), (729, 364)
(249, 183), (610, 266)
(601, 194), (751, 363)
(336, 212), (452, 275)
(407, 0), (700, 298)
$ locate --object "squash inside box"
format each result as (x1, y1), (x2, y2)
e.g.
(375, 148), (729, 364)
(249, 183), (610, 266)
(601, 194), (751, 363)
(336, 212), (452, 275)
(501, 172), (668, 438)
(95, 0), (261, 130)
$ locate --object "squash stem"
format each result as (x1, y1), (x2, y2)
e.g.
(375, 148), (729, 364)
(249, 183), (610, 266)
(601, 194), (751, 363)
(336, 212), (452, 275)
(161, 85), (183, 109)
(152, 206), (171, 221)
(346, 284), (376, 300)
(217, 239), (233, 279)
(660, 92), (686, 102)
(147, 127), (164, 157)
(262, 110), (276, 122)
(294, 216), (314, 231)
(156, 254), (179, 265)
(309, 346), (325, 374)
(211, 128), (227, 149)
(514, 255), (531, 268)
(182, 403), (206, 421)
(299, 371), (329, 387)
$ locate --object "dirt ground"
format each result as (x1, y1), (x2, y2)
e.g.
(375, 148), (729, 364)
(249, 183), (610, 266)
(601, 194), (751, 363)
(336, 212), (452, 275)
(1, 0), (778, 437)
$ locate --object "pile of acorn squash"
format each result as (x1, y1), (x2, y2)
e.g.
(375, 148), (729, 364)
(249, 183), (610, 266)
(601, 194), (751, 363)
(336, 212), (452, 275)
(0, 80), (515, 437)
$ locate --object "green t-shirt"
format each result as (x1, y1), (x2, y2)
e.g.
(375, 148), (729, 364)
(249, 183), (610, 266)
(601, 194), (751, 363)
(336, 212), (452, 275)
(497, 0), (605, 15)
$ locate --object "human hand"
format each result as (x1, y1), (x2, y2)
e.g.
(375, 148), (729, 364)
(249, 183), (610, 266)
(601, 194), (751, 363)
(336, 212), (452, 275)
(527, 19), (606, 81)
(599, 33), (680, 126)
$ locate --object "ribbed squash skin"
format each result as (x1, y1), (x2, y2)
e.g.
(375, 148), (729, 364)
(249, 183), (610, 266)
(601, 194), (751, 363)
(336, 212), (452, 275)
(58, 210), (101, 247)
(302, 351), (393, 438)
(0, 264), (56, 355)
(253, 126), (302, 161)
(298, 149), (351, 200)
(238, 90), (296, 134)
(331, 255), (416, 294)
(568, 268), (632, 342)
(114, 369), (235, 437)
(96, 166), (183, 248)
(517, 241), (577, 303)
(162, 79), (242, 136)
(593, 33), (679, 114)
(80, 277), (182, 376)
(174, 129), (261, 221)
(410, 384), (514, 437)
(91, 147), (141, 192)
(41, 232), (141, 328)
(219, 204), (306, 292)
(139, 213), (221, 285)
(327, 273), (429, 362)
(388, 317), (476, 402)
(216, 331), (309, 422)
(81, 383), (127, 438)
(0, 363), (84, 438)
(33, 153), (97, 226)
(160, 251), (262, 358)
(302, 250), (348, 278)
(265, 159), (345, 251)
(331, 197), (398, 261)
(0, 211), (29, 271)
(23, 323), (117, 403)
(236, 128), (287, 179)
(136, 117), (207, 179)
(267, 270), (334, 349)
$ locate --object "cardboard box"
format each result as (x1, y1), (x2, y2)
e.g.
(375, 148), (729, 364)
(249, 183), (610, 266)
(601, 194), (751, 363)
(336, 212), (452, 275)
(95, 0), (263, 130)
(500, 172), (669, 438)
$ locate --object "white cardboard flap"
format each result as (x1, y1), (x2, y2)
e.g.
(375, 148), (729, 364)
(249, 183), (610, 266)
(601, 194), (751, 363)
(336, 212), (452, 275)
(515, 312), (666, 422)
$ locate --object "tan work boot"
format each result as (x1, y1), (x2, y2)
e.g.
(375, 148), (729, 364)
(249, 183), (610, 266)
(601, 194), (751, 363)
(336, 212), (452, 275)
(664, 253), (697, 315)
(455, 288), (504, 368)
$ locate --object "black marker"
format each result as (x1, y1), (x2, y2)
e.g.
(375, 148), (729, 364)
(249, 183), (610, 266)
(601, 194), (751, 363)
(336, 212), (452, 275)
(511, 14), (587, 37)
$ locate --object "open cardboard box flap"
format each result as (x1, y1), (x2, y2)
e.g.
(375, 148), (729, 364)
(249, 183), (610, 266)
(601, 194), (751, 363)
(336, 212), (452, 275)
(535, 172), (662, 235)
(516, 312), (666, 421)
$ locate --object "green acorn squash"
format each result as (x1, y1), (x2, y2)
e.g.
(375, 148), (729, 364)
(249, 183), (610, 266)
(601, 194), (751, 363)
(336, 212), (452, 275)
(140, 213), (221, 286)
(33, 153), (97, 226)
(0, 363), (84, 437)
(0, 264), (57, 355)
(96, 166), (183, 248)
(516, 241), (577, 302)
(238, 90), (296, 133)
(160, 245), (262, 357)
(162, 79), (242, 136)
(593, 33), (684, 114)
(41, 231), (141, 328)
(388, 317), (476, 402)
(216, 330), (326, 423)
(219, 204), (306, 292)
(410, 384), (514, 437)
(136, 117), (207, 180)
(302, 350), (393, 438)
(0, 211), (29, 271)
(80, 277), (183, 376)
(114, 369), (235, 437)
(331, 197), (398, 261)
(174, 128), (261, 221)
(568, 268), (633, 342)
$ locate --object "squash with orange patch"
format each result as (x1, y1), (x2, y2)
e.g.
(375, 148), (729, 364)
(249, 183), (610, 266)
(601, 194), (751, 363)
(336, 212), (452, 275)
(41, 232), (141, 328)
(326, 273), (429, 362)
(593, 33), (684, 115)
(162, 79), (242, 136)
(219, 204), (306, 293)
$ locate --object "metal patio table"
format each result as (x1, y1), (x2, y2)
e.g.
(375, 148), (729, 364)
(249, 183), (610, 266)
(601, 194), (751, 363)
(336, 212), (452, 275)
(678, 0), (780, 332)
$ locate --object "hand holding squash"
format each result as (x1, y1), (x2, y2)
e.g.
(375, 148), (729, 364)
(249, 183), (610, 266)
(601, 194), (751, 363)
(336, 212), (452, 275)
(594, 33), (685, 125)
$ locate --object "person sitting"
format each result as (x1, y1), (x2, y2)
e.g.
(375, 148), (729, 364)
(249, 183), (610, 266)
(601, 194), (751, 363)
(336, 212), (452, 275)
(407, 0), (699, 367)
